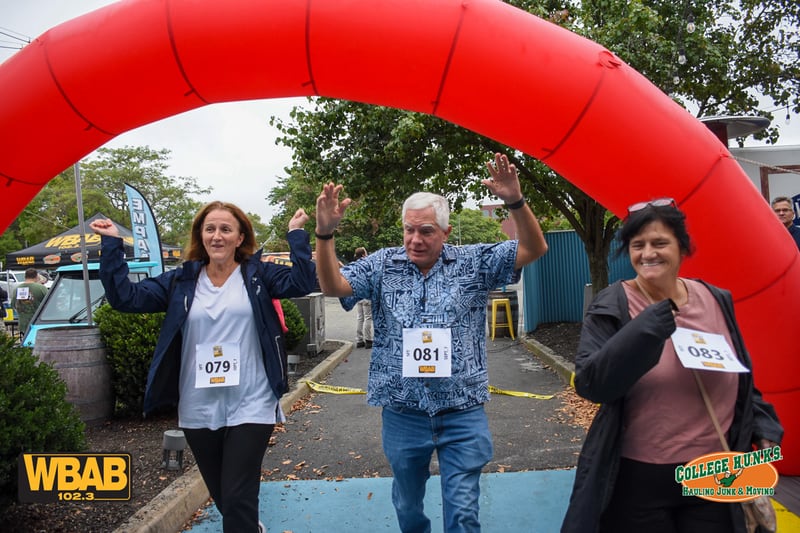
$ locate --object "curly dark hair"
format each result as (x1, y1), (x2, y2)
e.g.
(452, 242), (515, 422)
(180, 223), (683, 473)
(616, 204), (694, 258)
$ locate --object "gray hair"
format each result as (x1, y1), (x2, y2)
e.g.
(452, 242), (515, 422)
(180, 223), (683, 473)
(772, 196), (792, 207)
(402, 192), (450, 230)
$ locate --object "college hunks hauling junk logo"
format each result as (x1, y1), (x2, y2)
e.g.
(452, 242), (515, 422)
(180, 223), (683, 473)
(675, 447), (781, 502)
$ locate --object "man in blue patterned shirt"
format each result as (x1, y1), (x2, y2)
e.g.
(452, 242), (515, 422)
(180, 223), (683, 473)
(314, 153), (548, 533)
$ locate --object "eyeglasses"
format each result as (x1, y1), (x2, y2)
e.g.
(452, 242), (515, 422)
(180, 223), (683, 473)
(627, 198), (676, 215)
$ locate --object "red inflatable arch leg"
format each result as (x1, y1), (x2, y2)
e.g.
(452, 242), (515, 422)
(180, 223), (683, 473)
(1, 0), (796, 473)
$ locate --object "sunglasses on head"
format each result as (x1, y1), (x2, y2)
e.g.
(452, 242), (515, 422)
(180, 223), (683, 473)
(627, 198), (676, 216)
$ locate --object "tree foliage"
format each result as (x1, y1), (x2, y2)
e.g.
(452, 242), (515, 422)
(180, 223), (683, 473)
(79, 146), (210, 245)
(450, 209), (508, 245)
(1, 146), (211, 264)
(268, 0), (798, 290)
(573, 0), (798, 144)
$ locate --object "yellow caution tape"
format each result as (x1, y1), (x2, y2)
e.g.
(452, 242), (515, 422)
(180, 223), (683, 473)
(488, 385), (553, 400)
(305, 381), (552, 400)
(305, 380), (366, 395)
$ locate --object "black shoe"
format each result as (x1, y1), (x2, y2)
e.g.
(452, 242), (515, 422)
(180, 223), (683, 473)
(365, 341), (373, 349)
(356, 341), (365, 348)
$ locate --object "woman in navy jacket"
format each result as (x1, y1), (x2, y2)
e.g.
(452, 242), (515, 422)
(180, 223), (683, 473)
(91, 202), (316, 533)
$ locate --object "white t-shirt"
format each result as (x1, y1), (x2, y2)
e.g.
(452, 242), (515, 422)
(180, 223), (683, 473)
(178, 265), (284, 429)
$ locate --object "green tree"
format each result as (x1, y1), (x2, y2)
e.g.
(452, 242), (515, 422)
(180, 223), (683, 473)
(267, 164), (404, 259)
(450, 209), (508, 245)
(10, 169), (102, 251)
(271, 99), (608, 285)
(246, 212), (271, 250)
(270, 0), (798, 291)
(80, 146), (210, 246)
(1, 146), (211, 262)
(0, 222), (24, 268)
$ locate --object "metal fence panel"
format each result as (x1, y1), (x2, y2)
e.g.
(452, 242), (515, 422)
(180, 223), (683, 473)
(522, 230), (634, 332)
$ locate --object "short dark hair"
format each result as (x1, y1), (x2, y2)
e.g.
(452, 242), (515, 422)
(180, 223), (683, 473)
(617, 204), (694, 258)
(772, 196), (792, 207)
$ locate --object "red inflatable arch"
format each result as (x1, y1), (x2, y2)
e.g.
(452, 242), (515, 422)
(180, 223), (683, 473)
(1, 0), (798, 472)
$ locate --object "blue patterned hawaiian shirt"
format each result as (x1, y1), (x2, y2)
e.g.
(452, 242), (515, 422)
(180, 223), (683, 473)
(340, 241), (519, 415)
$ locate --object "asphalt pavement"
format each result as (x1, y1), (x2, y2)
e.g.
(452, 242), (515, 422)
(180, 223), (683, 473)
(183, 288), (587, 532)
(258, 326), (584, 479)
(117, 288), (800, 532)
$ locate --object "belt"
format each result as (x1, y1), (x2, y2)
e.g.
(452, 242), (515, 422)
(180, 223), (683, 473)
(387, 403), (481, 417)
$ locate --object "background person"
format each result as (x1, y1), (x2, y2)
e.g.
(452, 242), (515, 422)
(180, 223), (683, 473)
(0, 284), (8, 326)
(561, 199), (783, 533)
(771, 196), (800, 250)
(314, 153), (548, 532)
(90, 202), (316, 533)
(11, 267), (48, 338)
(352, 247), (373, 348)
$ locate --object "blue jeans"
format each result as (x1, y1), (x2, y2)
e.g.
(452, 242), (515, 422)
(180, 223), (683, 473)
(381, 404), (493, 533)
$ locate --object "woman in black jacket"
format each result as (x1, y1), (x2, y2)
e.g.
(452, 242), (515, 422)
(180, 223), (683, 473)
(561, 199), (782, 533)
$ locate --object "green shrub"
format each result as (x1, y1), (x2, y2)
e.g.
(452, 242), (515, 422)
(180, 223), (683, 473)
(281, 299), (308, 352)
(94, 304), (164, 416)
(0, 335), (86, 511)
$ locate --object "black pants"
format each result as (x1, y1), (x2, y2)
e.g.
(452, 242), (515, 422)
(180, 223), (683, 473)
(600, 457), (737, 533)
(184, 424), (274, 532)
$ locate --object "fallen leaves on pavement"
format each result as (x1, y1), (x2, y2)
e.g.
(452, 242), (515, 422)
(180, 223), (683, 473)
(550, 387), (599, 431)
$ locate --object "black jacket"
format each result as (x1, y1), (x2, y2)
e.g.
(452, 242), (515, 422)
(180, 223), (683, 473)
(561, 280), (783, 533)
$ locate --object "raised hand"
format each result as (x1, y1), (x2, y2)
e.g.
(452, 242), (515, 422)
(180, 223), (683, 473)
(88, 218), (120, 238)
(289, 208), (310, 230)
(482, 152), (523, 204)
(315, 182), (352, 234)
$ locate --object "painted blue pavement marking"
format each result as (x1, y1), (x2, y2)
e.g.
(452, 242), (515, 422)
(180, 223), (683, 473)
(189, 469), (575, 532)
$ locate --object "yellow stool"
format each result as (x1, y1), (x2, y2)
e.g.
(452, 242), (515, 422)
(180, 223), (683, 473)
(491, 298), (515, 340)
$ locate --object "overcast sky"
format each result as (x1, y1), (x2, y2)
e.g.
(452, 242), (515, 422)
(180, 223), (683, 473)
(1, 0), (310, 223)
(2, 1), (798, 224)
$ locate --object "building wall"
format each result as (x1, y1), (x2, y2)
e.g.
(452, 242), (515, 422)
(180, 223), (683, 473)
(521, 230), (634, 332)
(481, 203), (517, 239)
(729, 145), (800, 203)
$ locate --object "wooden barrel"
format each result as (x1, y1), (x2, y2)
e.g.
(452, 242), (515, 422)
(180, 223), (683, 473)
(32, 325), (114, 425)
(487, 290), (519, 338)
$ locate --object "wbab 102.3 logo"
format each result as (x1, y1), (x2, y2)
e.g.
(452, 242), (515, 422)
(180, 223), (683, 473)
(18, 453), (131, 503)
(675, 446), (781, 502)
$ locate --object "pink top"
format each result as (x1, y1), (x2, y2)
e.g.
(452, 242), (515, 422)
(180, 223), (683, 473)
(621, 279), (738, 464)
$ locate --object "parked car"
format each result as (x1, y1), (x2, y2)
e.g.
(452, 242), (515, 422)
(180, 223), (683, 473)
(38, 270), (55, 289)
(0, 270), (26, 302)
(22, 260), (161, 347)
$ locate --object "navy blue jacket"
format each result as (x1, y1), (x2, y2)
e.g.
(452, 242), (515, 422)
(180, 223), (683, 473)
(789, 224), (800, 251)
(98, 230), (316, 415)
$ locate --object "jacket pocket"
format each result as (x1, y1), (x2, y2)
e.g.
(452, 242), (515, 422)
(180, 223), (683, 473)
(273, 334), (289, 394)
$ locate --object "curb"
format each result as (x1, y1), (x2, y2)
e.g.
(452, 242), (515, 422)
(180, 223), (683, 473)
(520, 336), (575, 387)
(113, 340), (354, 533)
